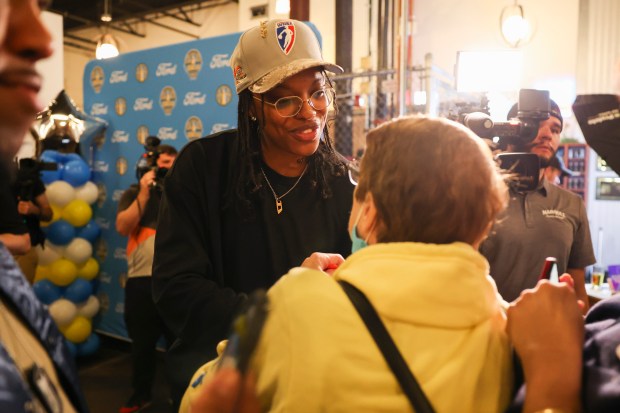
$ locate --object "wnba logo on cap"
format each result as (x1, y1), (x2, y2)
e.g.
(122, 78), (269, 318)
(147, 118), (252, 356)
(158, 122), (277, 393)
(90, 66), (104, 93)
(160, 86), (177, 115)
(185, 116), (203, 141)
(136, 63), (148, 83)
(184, 49), (203, 80)
(276, 21), (296, 55)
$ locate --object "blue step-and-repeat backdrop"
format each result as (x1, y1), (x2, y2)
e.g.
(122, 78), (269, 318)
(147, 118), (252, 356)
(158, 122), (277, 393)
(83, 32), (242, 339)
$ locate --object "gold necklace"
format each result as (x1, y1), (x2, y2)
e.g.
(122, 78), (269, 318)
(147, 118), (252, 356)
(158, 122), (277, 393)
(261, 164), (308, 215)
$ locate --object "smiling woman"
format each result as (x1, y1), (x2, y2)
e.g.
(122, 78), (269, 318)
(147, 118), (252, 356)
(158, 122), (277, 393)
(151, 18), (355, 408)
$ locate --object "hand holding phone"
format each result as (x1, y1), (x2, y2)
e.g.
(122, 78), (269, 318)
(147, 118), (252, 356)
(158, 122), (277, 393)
(539, 257), (559, 283)
(218, 289), (269, 375)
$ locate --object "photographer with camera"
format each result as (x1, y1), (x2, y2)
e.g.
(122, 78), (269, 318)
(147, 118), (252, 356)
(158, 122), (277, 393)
(115, 140), (177, 413)
(10, 157), (53, 283)
(479, 97), (595, 310)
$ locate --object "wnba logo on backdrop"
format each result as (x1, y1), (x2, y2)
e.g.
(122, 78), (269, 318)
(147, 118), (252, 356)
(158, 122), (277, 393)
(115, 97), (127, 116)
(90, 66), (104, 93)
(216, 85), (233, 107)
(116, 157), (128, 176)
(110, 70), (128, 84)
(96, 182), (107, 208)
(160, 86), (177, 115)
(184, 49), (202, 80)
(95, 238), (108, 261)
(98, 292), (110, 312)
(135, 63), (148, 83)
(185, 116), (203, 141)
(136, 125), (150, 145)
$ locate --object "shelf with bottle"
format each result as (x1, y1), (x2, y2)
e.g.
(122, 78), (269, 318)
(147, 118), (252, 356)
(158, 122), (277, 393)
(558, 142), (589, 202)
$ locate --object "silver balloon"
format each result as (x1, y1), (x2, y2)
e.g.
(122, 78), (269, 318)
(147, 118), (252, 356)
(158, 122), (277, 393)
(35, 90), (107, 159)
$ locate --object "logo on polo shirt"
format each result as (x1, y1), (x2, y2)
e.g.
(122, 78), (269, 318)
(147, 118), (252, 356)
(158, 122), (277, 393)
(542, 209), (566, 220)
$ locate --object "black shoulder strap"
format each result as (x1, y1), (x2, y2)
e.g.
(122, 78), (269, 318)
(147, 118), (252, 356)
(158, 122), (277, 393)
(338, 280), (436, 413)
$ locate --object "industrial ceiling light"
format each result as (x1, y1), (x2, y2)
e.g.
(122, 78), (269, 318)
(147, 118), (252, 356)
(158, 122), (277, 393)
(500, 1), (533, 48)
(96, 33), (119, 59)
(95, 0), (119, 59)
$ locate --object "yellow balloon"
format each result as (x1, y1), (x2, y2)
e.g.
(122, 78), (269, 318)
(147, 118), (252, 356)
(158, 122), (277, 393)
(61, 316), (92, 343)
(48, 258), (78, 286)
(61, 199), (92, 227)
(34, 265), (51, 282)
(77, 257), (99, 281)
(41, 204), (62, 227)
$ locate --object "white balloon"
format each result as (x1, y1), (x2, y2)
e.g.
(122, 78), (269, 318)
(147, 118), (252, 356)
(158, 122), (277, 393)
(49, 298), (77, 327)
(36, 242), (63, 266)
(77, 295), (100, 319)
(63, 238), (93, 265)
(46, 180), (76, 207)
(75, 181), (99, 205)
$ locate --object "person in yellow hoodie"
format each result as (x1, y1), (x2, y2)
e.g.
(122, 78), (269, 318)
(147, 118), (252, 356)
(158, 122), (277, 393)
(181, 115), (513, 413)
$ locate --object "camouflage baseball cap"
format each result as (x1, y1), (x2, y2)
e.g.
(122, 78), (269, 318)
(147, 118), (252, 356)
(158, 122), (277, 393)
(231, 19), (343, 94)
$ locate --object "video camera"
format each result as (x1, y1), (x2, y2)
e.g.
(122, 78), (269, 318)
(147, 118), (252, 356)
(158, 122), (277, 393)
(15, 158), (57, 201)
(462, 89), (552, 191)
(136, 135), (168, 191)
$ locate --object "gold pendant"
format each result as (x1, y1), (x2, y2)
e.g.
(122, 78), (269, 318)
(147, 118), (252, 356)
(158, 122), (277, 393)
(276, 198), (283, 214)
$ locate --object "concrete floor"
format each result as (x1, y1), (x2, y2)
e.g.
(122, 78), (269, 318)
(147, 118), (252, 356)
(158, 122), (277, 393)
(77, 335), (174, 413)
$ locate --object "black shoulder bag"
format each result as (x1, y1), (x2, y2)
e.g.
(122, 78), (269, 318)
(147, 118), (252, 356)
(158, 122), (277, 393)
(339, 280), (436, 413)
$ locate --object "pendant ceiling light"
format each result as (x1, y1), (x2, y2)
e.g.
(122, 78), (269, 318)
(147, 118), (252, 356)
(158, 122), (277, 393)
(95, 0), (119, 59)
(500, 1), (534, 48)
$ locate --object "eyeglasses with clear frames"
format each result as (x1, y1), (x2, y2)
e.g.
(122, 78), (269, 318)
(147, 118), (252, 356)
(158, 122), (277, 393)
(347, 158), (361, 186)
(253, 88), (335, 118)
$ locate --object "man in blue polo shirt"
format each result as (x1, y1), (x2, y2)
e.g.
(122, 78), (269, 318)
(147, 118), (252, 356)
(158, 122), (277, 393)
(480, 99), (595, 309)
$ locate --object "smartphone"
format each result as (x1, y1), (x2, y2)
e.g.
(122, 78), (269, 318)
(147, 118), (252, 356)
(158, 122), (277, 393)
(218, 289), (269, 374)
(539, 257), (559, 283)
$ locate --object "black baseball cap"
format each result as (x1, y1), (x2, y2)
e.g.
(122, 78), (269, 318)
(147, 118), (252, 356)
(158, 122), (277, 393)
(507, 98), (563, 130)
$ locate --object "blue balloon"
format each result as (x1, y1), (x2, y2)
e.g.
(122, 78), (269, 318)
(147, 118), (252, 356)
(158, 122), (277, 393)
(40, 149), (62, 162)
(61, 159), (90, 187)
(64, 279), (93, 304)
(64, 339), (77, 358)
(63, 153), (84, 163)
(76, 220), (101, 244)
(33, 280), (63, 305)
(45, 219), (75, 245)
(76, 333), (100, 357)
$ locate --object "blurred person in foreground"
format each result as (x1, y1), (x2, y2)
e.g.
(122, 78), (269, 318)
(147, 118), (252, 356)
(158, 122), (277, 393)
(480, 99), (595, 310)
(0, 0), (89, 412)
(181, 115), (513, 413)
(152, 19), (354, 405)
